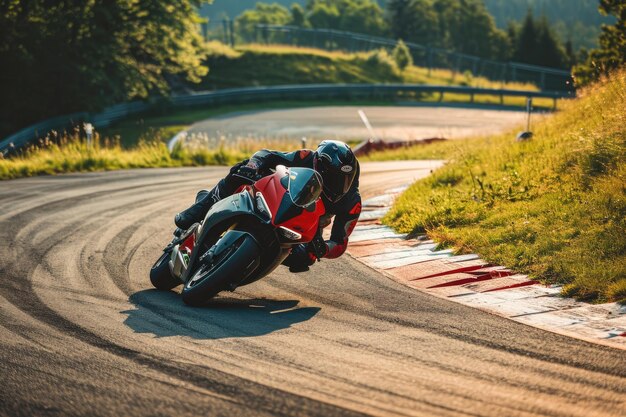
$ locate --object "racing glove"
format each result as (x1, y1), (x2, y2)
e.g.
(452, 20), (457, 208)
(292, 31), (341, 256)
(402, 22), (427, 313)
(283, 244), (317, 273)
(232, 164), (261, 183)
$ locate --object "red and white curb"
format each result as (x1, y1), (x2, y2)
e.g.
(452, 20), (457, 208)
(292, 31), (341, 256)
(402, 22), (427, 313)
(348, 186), (626, 350)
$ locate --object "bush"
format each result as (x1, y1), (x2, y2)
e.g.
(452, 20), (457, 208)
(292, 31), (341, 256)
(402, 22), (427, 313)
(363, 49), (400, 77)
(392, 40), (413, 71)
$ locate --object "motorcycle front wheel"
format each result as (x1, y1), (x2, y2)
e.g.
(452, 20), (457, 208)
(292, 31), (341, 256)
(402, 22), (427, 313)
(181, 234), (260, 306)
(150, 251), (180, 290)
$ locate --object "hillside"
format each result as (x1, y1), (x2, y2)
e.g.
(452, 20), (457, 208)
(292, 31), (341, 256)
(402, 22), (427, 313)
(383, 69), (626, 303)
(198, 43), (536, 91)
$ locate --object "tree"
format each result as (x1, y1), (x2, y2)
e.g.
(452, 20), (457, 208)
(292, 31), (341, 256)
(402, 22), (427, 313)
(307, 1), (341, 29)
(235, 3), (292, 41)
(306, 0), (387, 35)
(512, 10), (567, 69)
(574, 0), (626, 85)
(290, 3), (309, 27)
(392, 40), (414, 70)
(433, 0), (509, 59)
(0, 0), (210, 137)
(386, 0), (440, 46)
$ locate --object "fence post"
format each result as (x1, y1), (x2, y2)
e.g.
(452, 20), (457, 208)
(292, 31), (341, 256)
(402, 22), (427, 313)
(222, 19), (228, 44)
(201, 22), (208, 41)
(229, 19), (235, 47)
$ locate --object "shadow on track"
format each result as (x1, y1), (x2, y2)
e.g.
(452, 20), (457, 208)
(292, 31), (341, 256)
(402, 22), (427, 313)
(122, 289), (320, 340)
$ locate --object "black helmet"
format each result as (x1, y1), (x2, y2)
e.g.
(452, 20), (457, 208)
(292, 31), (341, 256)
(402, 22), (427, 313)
(314, 140), (358, 203)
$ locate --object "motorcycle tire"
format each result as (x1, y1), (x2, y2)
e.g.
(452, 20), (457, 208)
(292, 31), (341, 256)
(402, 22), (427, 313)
(181, 234), (260, 306)
(150, 251), (180, 290)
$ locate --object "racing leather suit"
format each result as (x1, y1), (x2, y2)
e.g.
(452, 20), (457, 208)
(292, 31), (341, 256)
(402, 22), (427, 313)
(188, 149), (361, 270)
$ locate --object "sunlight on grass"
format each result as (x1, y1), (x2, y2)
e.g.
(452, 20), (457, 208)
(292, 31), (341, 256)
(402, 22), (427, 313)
(382, 69), (626, 303)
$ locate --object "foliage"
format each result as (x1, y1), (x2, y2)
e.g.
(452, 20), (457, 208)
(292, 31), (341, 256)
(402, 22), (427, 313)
(433, 0), (510, 59)
(483, 0), (614, 50)
(386, 0), (510, 59)
(305, 0), (387, 35)
(235, 2), (292, 41)
(574, 0), (626, 86)
(392, 40), (413, 70)
(0, 0), (210, 139)
(386, 0), (440, 46)
(290, 3), (309, 27)
(510, 10), (568, 69)
(384, 69), (626, 303)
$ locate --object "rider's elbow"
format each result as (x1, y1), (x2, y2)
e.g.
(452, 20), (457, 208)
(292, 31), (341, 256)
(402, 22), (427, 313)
(325, 239), (348, 259)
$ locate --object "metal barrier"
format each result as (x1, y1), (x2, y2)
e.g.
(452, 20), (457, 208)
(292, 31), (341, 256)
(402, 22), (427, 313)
(0, 101), (149, 154)
(1, 84), (573, 153)
(172, 83), (570, 108)
(253, 25), (573, 92)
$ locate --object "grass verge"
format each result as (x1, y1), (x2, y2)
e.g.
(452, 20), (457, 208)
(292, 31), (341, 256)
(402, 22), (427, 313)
(382, 69), (626, 303)
(0, 131), (298, 180)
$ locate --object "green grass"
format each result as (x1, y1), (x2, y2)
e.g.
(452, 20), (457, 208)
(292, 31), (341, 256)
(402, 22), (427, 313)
(201, 43), (538, 91)
(0, 131), (299, 180)
(382, 69), (626, 303)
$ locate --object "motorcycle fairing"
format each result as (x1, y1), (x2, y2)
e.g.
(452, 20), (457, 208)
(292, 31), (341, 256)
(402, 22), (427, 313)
(254, 166), (325, 243)
(181, 191), (268, 283)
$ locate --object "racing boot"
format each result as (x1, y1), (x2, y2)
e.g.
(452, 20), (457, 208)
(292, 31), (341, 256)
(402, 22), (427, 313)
(174, 188), (217, 230)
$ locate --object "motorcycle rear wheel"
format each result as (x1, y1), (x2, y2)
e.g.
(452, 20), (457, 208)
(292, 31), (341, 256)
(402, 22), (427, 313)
(181, 234), (260, 306)
(150, 251), (180, 290)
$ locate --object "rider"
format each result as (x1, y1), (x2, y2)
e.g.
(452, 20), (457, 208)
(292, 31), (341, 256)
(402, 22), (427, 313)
(174, 140), (361, 273)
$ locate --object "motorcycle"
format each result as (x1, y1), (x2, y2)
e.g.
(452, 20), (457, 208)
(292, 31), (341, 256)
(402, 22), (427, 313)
(149, 165), (325, 306)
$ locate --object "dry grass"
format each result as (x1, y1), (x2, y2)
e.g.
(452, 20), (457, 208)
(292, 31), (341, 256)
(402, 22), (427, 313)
(0, 128), (300, 180)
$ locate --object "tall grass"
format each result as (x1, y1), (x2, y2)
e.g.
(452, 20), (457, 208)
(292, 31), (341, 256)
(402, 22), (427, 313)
(383, 69), (626, 303)
(0, 128), (298, 180)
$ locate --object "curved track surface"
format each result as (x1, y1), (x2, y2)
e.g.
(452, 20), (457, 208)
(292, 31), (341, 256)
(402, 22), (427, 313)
(1, 164), (625, 417)
(187, 106), (527, 142)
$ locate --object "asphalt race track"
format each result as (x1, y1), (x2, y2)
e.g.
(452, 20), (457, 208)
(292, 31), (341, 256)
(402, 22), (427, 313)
(1, 163), (625, 417)
(187, 106), (528, 142)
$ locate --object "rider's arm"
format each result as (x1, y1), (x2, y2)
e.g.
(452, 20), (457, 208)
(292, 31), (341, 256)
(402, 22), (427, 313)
(248, 149), (313, 171)
(322, 190), (362, 259)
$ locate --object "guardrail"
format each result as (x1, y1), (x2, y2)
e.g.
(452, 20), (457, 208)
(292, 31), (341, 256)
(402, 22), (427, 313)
(254, 25), (573, 92)
(1, 84), (573, 153)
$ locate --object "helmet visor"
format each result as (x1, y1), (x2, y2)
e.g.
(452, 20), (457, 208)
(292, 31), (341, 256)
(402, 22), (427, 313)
(320, 168), (356, 202)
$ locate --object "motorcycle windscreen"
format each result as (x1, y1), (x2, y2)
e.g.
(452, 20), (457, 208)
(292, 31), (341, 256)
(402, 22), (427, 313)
(287, 168), (323, 208)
